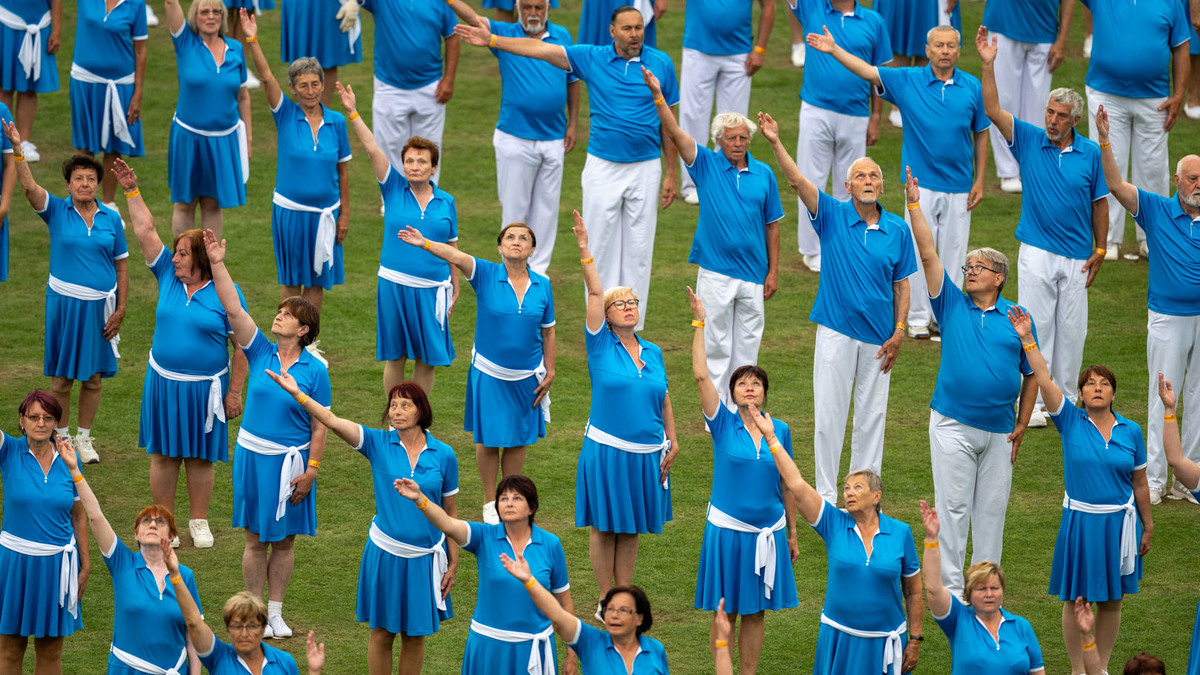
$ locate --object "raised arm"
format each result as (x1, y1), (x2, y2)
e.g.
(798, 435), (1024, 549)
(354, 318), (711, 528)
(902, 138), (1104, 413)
(336, 82), (390, 182)
(572, 210), (606, 332)
(905, 168), (944, 297)
(202, 230), (257, 347)
(397, 225), (476, 277)
(454, 16), (570, 70)
(688, 287), (721, 418)
(1008, 306), (1060, 413)
(1094, 105), (1139, 212)
(498, 552), (578, 639)
(394, 478), (471, 545)
(265, 369), (362, 447)
(749, 404), (823, 523)
(807, 27), (882, 86)
(976, 27), (1014, 143)
(758, 112), (819, 214)
(2, 121), (47, 210)
(1074, 598), (1105, 675)
(918, 500), (951, 618)
(164, 542), (215, 655)
(1159, 374), (1199, 490)
(57, 438), (118, 557)
(164, 0), (185, 35)
(239, 10), (283, 110)
(644, 67), (695, 165)
(112, 159), (164, 264)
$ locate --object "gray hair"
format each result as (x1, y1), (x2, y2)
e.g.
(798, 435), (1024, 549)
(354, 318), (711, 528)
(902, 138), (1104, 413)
(926, 24), (960, 45)
(287, 57), (325, 88)
(710, 112), (756, 145)
(185, 0), (226, 36)
(1176, 154), (1200, 177)
(845, 469), (884, 513)
(1047, 87), (1084, 121)
(845, 156), (882, 182)
(965, 247), (1010, 291)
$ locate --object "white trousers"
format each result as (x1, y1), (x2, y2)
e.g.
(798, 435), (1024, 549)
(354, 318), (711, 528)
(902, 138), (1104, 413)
(493, 128), (565, 275)
(696, 267), (765, 406)
(988, 34), (1052, 179)
(904, 188), (970, 327)
(373, 77), (446, 183)
(1017, 243), (1088, 409)
(1146, 311), (1200, 491)
(581, 154), (661, 331)
(812, 325), (890, 503)
(796, 104), (868, 256)
(1087, 87), (1169, 247)
(929, 410), (1013, 598)
(678, 48), (752, 196)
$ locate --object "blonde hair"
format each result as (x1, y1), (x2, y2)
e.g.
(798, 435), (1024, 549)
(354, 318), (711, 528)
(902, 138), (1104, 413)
(603, 286), (636, 310)
(186, 0), (227, 36)
(221, 591), (267, 627)
(962, 561), (1006, 604)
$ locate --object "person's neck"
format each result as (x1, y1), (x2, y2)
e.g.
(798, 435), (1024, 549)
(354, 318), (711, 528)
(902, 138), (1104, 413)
(276, 337), (302, 361)
(141, 544), (166, 568)
(300, 101), (323, 118)
(1179, 195), (1200, 218)
(27, 437), (52, 456)
(851, 509), (879, 531)
(724, 151), (748, 171)
(611, 324), (637, 345)
(830, 0), (855, 13)
(236, 645), (264, 665)
(968, 289), (999, 310)
(396, 425), (425, 449)
(410, 180), (433, 196)
(502, 257), (529, 280)
(73, 198), (98, 214)
(1085, 406), (1115, 425)
(736, 405), (758, 429)
(1050, 129), (1074, 151)
(853, 199), (881, 225)
(504, 519), (532, 543)
(930, 62), (955, 82)
(975, 607), (1002, 627)
(611, 631), (639, 650)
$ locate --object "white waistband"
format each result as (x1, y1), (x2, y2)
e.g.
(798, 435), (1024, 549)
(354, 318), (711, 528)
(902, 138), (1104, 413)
(819, 613), (906, 674)
(377, 265), (453, 330)
(48, 275), (121, 359)
(469, 620), (555, 675)
(706, 504), (786, 599)
(237, 428), (310, 521)
(273, 192), (340, 275)
(368, 522), (448, 611)
(585, 423), (671, 489)
(0, 8), (50, 81)
(172, 116), (248, 184)
(148, 351), (228, 434)
(111, 644), (188, 675)
(347, 12), (361, 54)
(471, 348), (551, 423)
(70, 64), (136, 147)
(1064, 492), (1138, 575)
(0, 531), (79, 618)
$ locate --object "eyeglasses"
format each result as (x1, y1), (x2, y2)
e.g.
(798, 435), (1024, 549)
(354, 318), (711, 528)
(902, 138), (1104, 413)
(139, 516), (171, 527)
(24, 414), (55, 424)
(604, 606), (636, 617)
(606, 299), (640, 310)
(962, 264), (999, 275)
(227, 623), (263, 633)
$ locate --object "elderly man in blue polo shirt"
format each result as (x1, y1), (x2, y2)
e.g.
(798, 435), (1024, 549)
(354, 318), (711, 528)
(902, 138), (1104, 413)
(903, 165), (1038, 598)
(761, 112), (913, 505)
(448, 0), (580, 274)
(979, 27), (1109, 429)
(1096, 105), (1200, 505)
(1084, 0), (1189, 260)
(980, 0), (1074, 194)
(645, 71), (783, 404)
(675, 0), (775, 206)
(361, 0), (459, 184)
(456, 6), (679, 330)
(788, 0), (891, 273)
(808, 24), (989, 340)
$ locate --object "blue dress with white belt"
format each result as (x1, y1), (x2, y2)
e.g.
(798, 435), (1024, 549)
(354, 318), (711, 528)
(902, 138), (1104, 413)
(69, 0), (146, 156)
(0, 0), (57, 93)
(281, 0), (362, 67)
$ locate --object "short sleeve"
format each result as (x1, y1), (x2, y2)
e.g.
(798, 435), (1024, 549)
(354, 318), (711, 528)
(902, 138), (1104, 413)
(441, 447), (460, 497)
(812, 499), (849, 542)
(1131, 188), (1154, 228)
(271, 94), (291, 126)
(468, 257), (491, 290)
(928, 270), (955, 319)
(337, 119), (352, 162)
(874, 66), (906, 106)
(440, 3), (457, 37)
(763, 165), (785, 224)
(870, 18), (893, 66)
(241, 328), (270, 359)
(540, 284), (555, 327)
(809, 190), (838, 235)
(684, 143), (711, 177)
(36, 193), (60, 224)
(149, 247), (174, 282)
(1089, 150), (1110, 203)
(355, 425), (377, 460)
(132, 0), (148, 39)
(1171, 0), (1190, 47)
(1133, 424), (1148, 468)
(102, 537), (133, 573)
(170, 22), (191, 47)
(891, 223), (918, 281)
(970, 86), (990, 134)
(237, 44), (248, 86)
(111, 219), (130, 260)
(704, 399), (734, 429)
(564, 44), (593, 78)
(549, 537), (570, 592)
(1008, 118), (1036, 160)
(198, 639), (234, 670)
(932, 594), (965, 633)
(462, 521), (489, 555)
(447, 195), (459, 242)
(900, 523), (920, 577)
(1023, 618), (1046, 669)
(310, 364), (332, 408)
(774, 420), (795, 459)
(0, 105), (11, 152)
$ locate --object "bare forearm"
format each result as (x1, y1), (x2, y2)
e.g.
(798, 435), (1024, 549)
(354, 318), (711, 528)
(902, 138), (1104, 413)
(446, 0), (483, 27)
(973, 130), (988, 184)
(228, 346), (249, 399)
(1173, 44), (1189, 98)
(755, 0), (775, 49)
(493, 36), (570, 69)
(981, 63), (1013, 142)
(766, 221), (780, 277)
(654, 98), (693, 163)
(831, 43), (881, 86)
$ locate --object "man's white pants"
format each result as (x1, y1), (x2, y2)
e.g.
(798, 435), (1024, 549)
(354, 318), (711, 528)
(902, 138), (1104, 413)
(1087, 87), (1169, 248)
(929, 410), (1013, 597)
(373, 77), (447, 183)
(1146, 311), (1200, 491)
(678, 48), (752, 197)
(988, 34), (1052, 180)
(493, 129), (565, 275)
(581, 154), (661, 331)
(796, 104), (868, 257)
(904, 188), (970, 328)
(696, 267), (764, 406)
(1017, 244), (1088, 409)
(813, 325), (890, 503)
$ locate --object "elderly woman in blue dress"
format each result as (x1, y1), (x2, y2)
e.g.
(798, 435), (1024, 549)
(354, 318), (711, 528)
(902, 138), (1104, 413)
(0, 0), (59, 163)
(268, 374), (458, 674)
(1009, 307), (1153, 675)
(164, 0), (251, 237)
(241, 11), (349, 315)
(281, 0), (361, 106)
(0, 391), (89, 675)
(398, 220), (555, 526)
(396, 473), (577, 674)
(5, 121), (129, 466)
(338, 82), (459, 396)
(69, 0), (147, 210)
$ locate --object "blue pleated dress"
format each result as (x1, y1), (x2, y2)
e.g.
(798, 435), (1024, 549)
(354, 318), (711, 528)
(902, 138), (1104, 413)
(874, 0), (962, 58)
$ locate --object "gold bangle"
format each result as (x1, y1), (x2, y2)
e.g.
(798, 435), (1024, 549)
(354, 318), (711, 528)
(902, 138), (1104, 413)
(418, 496), (430, 511)
(753, 45), (766, 54)
(170, 574), (183, 584)
(1165, 414), (1177, 422)
(489, 34), (497, 48)
(72, 473), (84, 484)
(1082, 640), (1096, 650)
(1099, 142), (1111, 149)
(348, 110), (360, 122)
(907, 203), (919, 210)
(308, 459), (321, 469)
(124, 189), (140, 200)
(1023, 343), (1037, 352)
(924, 541), (939, 548)
(653, 96), (665, 105)
(1093, 247), (1106, 256)
(245, 35), (258, 43)
(691, 319), (705, 328)
(715, 640), (729, 648)
(13, 154), (23, 161)
(423, 240), (432, 251)
(580, 257), (593, 265)
(523, 577), (537, 589)
(297, 393), (308, 405)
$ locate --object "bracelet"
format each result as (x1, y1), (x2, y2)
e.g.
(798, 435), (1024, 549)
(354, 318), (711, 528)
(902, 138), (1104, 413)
(753, 45), (766, 54)
(1165, 414), (1177, 422)
(1023, 343), (1037, 352)
(896, 322), (906, 331)
(72, 473), (84, 484)
(523, 577), (537, 590)
(348, 110), (360, 122)
(446, 0), (454, 4)
(13, 154), (23, 161)
(1082, 640), (1096, 650)
(910, 635), (924, 642)
(654, 96), (665, 105)
(423, 240), (432, 251)
(418, 496), (430, 512)
(580, 257), (593, 265)
(297, 393), (308, 405)
(245, 35), (258, 43)
(768, 443), (783, 454)
(170, 574), (182, 584)
(691, 319), (705, 328)
(1094, 247), (1106, 256)
(924, 540), (939, 548)
(907, 203), (919, 210)
(715, 640), (729, 648)
(1099, 142), (1111, 149)
(124, 189), (140, 200)
(308, 459), (322, 469)
(489, 34), (497, 48)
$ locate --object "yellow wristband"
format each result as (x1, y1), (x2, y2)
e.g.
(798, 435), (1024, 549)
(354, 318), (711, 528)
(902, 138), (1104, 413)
(924, 540), (939, 548)
(768, 443), (783, 454)
(308, 459), (321, 469)
(907, 203), (919, 210)
(246, 35), (258, 43)
(753, 45), (766, 54)
(1094, 247), (1106, 256)
(13, 154), (23, 161)
(489, 34), (497, 48)
(1082, 640), (1096, 650)
(524, 577), (537, 589)
(715, 640), (729, 648)
(654, 96), (665, 105)
(348, 110), (360, 122)
(423, 240), (432, 251)
(1099, 142), (1111, 149)
(418, 496), (429, 512)
(72, 473), (84, 484)
(446, 0), (454, 4)
(124, 189), (140, 200)
(896, 322), (906, 330)
(691, 319), (705, 328)
(1165, 414), (1177, 422)
(297, 393), (308, 406)
(1023, 343), (1037, 352)
(580, 257), (593, 265)
(170, 574), (183, 584)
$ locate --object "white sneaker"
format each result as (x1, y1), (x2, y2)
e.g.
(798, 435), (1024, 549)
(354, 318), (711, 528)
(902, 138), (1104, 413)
(888, 108), (903, 129)
(999, 177), (1022, 194)
(791, 43), (806, 68)
(1168, 479), (1199, 504)
(1026, 408), (1048, 428)
(101, 201), (126, 227)
(263, 622), (273, 639)
(682, 191), (700, 205)
(1149, 487), (1163, 505)
(482, 501), (500, 525)
(1104, 248), (1118, 261)
(1083, 34), (1092, 58)
(189, 519), (214, 548)
(594, 602), (604, 623)
(245, 71), (262, 89)
(305, 340), (328, 367)
(802, 253), (821, 273)
(266, 614), (293, 639)
(170, 535), (180, 548)
(1139, 241), (1149, 258)
(145, 4), (159, 26)
(1186, 105), (1200, 120)
(907, 324), (930, 339)
(20, 141), (39, 163)
(73, 435), (100, 464)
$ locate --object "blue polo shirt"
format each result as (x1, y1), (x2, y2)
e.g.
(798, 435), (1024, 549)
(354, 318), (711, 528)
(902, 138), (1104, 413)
(876, 66), (989, 193)
(930, 271), (1035, 433)
(362, 0), (456, 90)
(686, 145), (785, 284)
(564, 44), (679, 162)
(1133, 189), (1200, 316)
(462, 522), (570, 634)
(933, 597), (1045, 675)
(482, 0), (558, 8)
(683, 0), (754, 55)
(1083, 0), (1188, 99)
(981, 0), (1060, 44)
(568, 620), (670, 674)
(491, 20), (578, 141)
(808, 191), (917, 346)
(791, 0), (892, 116)
(1008, 119), (1108, 260)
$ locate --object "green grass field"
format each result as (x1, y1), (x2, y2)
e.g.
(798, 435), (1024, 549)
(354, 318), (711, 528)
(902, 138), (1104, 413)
(2, 1), (1199, 672)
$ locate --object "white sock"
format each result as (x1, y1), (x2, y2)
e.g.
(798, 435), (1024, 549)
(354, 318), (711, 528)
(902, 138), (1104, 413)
(56, 427), (69, 438)
(792, 43), (803, 50)
(268, 601), (283, 618)
(77, 428), (90, 438)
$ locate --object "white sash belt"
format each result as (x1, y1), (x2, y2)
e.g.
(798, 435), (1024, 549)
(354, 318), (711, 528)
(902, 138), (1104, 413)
(1064, 492), (1138, 575)
(819, 613), (906, 674)
(111, 644), (188, 675)
(172, 116), (249, 184)
(368, 522), (448, 611)
(273, 192), (340, 275)
(705, 503), (786, 599)
(471, 347), (551, 423)
(0, 8), (50, 81)
(237, 428), (310, 521)
(377, 265), (453, 329)
(345, 5), (361, 54)
(47, 274), (120, 358)
(70, 64), (136, 147)
(0, 532), (79, 618)
(147, 351), (228, 433)
(585, 423), (671, 489)
(469, 620), (555, 675)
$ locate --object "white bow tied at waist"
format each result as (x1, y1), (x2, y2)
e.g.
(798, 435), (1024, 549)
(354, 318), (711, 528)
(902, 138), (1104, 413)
(585, 423), (671, 489)
(0, 8), (50, 82)
(148, 351), (228, 433)
(69, 64), (136, 147)
(470, 620), (555, 675)
(368, 522), (449, 611)
(471, 347), (551, 423)
(273, 193), (340, 275)
(0, 531), (79, 618)
(236, 428), (310, 521)
(1063, 492), (1138, 575)
(820, 613), (907, 674)
(47, 275), (120, 358)
(706, 503), (786, 599)
(172, 116), (249, 184)
(110, 644), (188, 675)
(377, 265), (453, 329)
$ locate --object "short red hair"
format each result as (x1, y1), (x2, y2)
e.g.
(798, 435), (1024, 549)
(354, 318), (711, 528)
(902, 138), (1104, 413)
(134, 504), (178, 540)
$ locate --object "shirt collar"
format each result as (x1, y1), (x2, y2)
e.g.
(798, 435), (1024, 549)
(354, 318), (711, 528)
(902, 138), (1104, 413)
(496, 263), (544, 286)
(237, 645), (277, 672)
(1038, 128), (1077, 153)
(718, 149), (761, 175)
(601, 633), (651, 659)
(493, 523), (548, 546)
(924, 66), (959, 86)
(607, 47), (641, 64)
(823, 0), (861, 17)
(847, 202), (896, 234)
(967, 293), (1011, 314)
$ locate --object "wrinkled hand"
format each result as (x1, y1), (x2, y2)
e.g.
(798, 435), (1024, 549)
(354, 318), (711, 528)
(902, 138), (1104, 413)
(571, 209), (589, 248)
(398, 225), (428, 248)
(266, 368), (302, 397)
(454, 15), (494, 47)
(1008, 424), (1027, 464)
(743, 48), (764, 76)
(806, 26), (837, 53)
(1, 119), (21, 146)
(757, 111), (779, 143)
(1140, 528), (1152, 556)
(642, 66), (663, 98)
(763, 270), (778, 300)
(904, 166), (920, 206)
(919, 499), (939, 540)
(224, 391), (243, 420)
(440, 563), (457, 599)
(564, 124), (577, 153)
(111, 158), (138, 191)
(866, 117), (880, 147)
(435, 77), (454, 105)
(686, 285), (706, 322)
(57, 436), (78, 472)
(967, 181), (983, 210)
(102, 309), (125, 340)
(1160, 93), (1183, 132)
(394, 477), (423, 501)
(202, 229), (226, 266)
(126, 94), (142, 125)
(902, 640), (920, 672)
(1073, 597), (1095, 635)
(1007, 305), (1033, 339)
(238, 8), (257, 39)
(1095, 104), (1110, 143)
(975, 26), (998, 65)
(306, 631), (326, 672)
(875, 333), (901, 372)
(532, 371), (553, 408)
(335, 82), (357, 114)
(336, 0), (360, 33)
(1159, 372), (1177, 409)
(499, 551), (534, 583)
(659, 446), (677, 485)
(1048, 38), (1067, 73)
(289, 467), (317, 504)
(1081, 252), (1104, 288)
(660, 175), (677, 209)
(744, 403), (776, 437)
(162, 535), (181, 573)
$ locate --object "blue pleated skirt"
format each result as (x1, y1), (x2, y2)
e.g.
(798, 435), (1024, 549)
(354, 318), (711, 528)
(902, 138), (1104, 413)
(0, 24), (57, 92)
(463, 365), (544, 447)
(462, 628), (558, 675)
(813, 623), (905, 675)
(874, 0), (962, 57)
(280, 0), (361, 67)
(694, 521), (798, 615)
(356, 537), (452, 636)
(167, 119), (246, 207)
(69, 78), (144, 156)
(574, 436), (672, 533)
(231, 443), (316, 541)
(0, 546), (82, 637)
(271, 204), (344, 289)
(44, 289), (117, 381)
(224, 0), (275, 8)
(375, 277), (455, 365)
(138, 366), (230, 462)
(1048, 508), (1141, 602)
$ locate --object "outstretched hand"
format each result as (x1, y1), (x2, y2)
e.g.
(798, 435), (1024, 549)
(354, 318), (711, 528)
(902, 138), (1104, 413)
(1159, 372), (1177, 409)
(111, 159), (138, 191)
(1007, 306), (1033, 340)
(397, 225), (428, 248)
(686, 285), (706, 323)
(904, 166), (920, 206)
(306, 631), (326, 672)
(1095, 104), (1110, 143)
(744, 403), (775, 437)
(757, 112), (779, 144)
(238, 8), (257, 39)
(394, 477), (423, 501)
(975, 26), (998, 65)
(806, 26), (837, 53)
(202, 229), (226, 266)
(642, 66), (663, 98)
(919, 499), (939, 540)
(454, 15), (494, 47)
(499, 551), (534, 583)
(57, 436), (78, 473)
(336, 0), (360, 33)
(1073, 597), (1095, 635)
(571, 209), (588, 248)
(1, 119), (20, 146)
(335, 82), (356, 114)
(265, 369), (302, 397)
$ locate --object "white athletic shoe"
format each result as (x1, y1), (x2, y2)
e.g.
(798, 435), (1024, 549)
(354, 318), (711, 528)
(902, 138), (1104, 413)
(146, 4), (160, 26)
(791, 43), (806, 68)
(1186, 105), (1200, 120)
(266, 614), (293, 639)
(305, 340), (328, 367)
(1026, 408), (1048, 429)
(73, 435), (100, 464)
(682, 191), (700, 205)
(802, 253), (821, 273)
(1149, 487), (1163, 505)
(482, 501), (500, 525)
(1104, 248), (1118, 261)
(906, 324), (930, 339)
(245, 71), (262, 89)
(189, 519), (214, 548)
(1168, 479), (1199, 504)
(1082, 35), (1092, 59)
(20, 141), (39, 163)
(888, 108), (903, 129)
(999, 177), (1023, 194)
(170, 536), (180, 549)
(1139, 241), (1149, 259)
